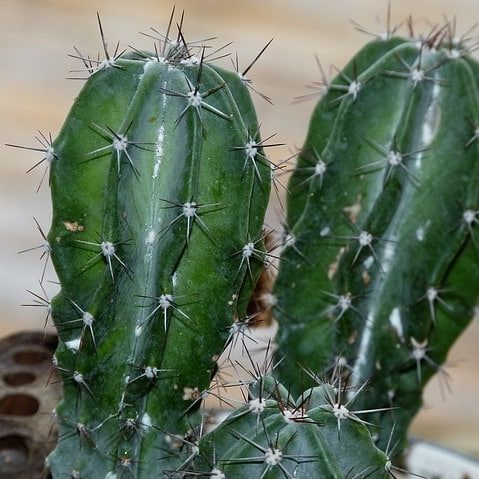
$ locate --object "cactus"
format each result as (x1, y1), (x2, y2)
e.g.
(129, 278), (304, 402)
(274, 25), (479, 451)
(42, 13), (271, 477)
(14, 8), (479, 479)
(188, 375), (390, 479)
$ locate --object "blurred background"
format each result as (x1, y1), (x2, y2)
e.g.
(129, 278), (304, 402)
(0, 0), (478, 458)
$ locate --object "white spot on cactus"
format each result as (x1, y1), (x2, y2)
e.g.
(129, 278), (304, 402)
(52, 355), (58, 367)
(144, 366), (159, 379)
(382, 242), (396, 273)
(99, 58), (116, 70)
(242, 242), (255, 258)
(105, 472), (117, 479)
(112, 134), (128, 152)
(427, 287), (438, 302)
(363, 255), (374, 270)
(416, 226), (425, 241)
(73, 371), (84, 384)
(187, 90), (203, 108)
(410, 337), (427, 361)
(283, 232), (296, 248)
(65, 338), (81, 352)
(100, 241), (115, 258)
(141, 412), (152, 429)
(183, 386), (199, 401)
(135, 323), (143, 337)
(264, 447), (283, 466)
(210, 468), (225, 479)
(71, 470), (81, 479)
(192, 442), (200, 456)
(172, 271), (178, 287)
(420, 83), (441, 151)
(244, 141), (258, 159)
(354, 313), (374, 383)
(248, 397), (266, 414)
(410, 68), (425, 86)
(389, 307), (404, 341)
(348, 80), (361, 99)
(320, 226), (330, 237)
(44, 146), (55, 164)
(82, 311), (94, 327)
(333, 403), (350, 420)
(448, 48), (461, 59)
(180, 55), (200, 66)
(282, 408), (305, 424)
(387, 150), (402, 166)
(182, 202), (197, 218)
(315, 159), (327, 176)
(153, 115), (165, 179)
(159, 294), (173, 311)
(358, 230), (373, 246)
(146, 229), (156, 245)
(463, 209), (478, 225)
(124, 375), (130, 384)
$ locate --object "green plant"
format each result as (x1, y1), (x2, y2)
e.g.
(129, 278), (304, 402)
(43, 13), (272, 477)
(274, 22), (479, 452)
(11, 9), (479, 479)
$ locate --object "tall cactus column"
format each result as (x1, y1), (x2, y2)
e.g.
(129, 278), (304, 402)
(46, 33), (270, 477)
(274, 32), (479, 450)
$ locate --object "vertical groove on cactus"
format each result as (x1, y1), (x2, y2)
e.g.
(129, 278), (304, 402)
(274, 32), (479, 451)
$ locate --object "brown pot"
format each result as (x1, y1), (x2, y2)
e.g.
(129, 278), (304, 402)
(0, 331), (60, 479)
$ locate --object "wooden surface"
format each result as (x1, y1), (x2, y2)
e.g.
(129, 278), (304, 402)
(0, 0), (478, 458)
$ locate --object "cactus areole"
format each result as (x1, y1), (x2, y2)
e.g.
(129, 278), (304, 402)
(274, 32), (479, 450)
(46, 27), (271, 477)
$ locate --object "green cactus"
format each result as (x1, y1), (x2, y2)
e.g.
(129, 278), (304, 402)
(43, 14), (271, 478)
(186, 375), (389, 479)
(274, 26), (479, 451)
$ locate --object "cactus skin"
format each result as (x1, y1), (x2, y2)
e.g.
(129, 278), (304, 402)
(193, 377), (389, 479)
(274, 33), (479, 451)
(45, 36), (271, 477)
